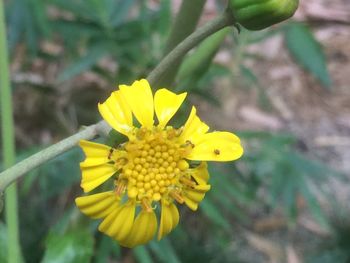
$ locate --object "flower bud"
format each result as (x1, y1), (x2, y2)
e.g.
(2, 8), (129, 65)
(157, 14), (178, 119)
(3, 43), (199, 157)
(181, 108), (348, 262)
(229, 0), (299, 31)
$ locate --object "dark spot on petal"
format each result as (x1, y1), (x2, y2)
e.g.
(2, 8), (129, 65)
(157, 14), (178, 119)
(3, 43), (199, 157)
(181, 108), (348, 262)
(214, 149), (220, 155)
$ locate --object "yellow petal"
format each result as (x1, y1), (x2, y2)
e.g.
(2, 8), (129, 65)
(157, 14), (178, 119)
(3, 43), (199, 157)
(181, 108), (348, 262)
(184, 197), (198, 211)
(75, 191), (120, 219)
(120, 210), (157, 248)
(79, 140), (111, 167)
(169, 202), (179, 229)
(186, 131), (243, 161)
(183, 184), (211, 211)
(179, 107), (209, 143)
(158, 201), (179, 240)
(154, 89), (187, 128)
(119, 79), (154, 128)
(98, 201), (136, 242)
(80, 164), (117, 192)
(98, 90), (133, 136)
(193, 184), (211, 192)
(190, 162), (209, 185)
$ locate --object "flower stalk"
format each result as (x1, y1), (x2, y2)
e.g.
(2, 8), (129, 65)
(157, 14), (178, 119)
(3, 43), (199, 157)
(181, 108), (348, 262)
(0, 0), (22, 261)
(156, 0), (206, 88)
(0, 10), (236, 206)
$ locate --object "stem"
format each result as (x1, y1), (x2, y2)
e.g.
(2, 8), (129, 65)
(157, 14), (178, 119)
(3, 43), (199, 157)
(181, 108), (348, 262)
(157, 0), (206, 88)
(0, 10), (236, 201)
(148, 10), (235, 87)
(0, 121), (109, 192)
(0, 0), (22, 262)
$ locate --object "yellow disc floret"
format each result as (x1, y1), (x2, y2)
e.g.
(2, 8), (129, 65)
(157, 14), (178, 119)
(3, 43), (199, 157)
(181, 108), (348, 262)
(112, 126), (193, 206)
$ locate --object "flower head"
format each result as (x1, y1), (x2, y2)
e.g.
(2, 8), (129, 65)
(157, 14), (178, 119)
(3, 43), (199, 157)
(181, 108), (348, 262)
(75, 79), (243, 247)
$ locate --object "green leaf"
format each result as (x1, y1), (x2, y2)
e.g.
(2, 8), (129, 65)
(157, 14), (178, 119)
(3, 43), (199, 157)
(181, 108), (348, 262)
(95, 235), (121, 263)
(38, 148), (81, 199)
(285, 23), (332, 88)
(58, 43), (109, 82)
(200, 199), (231, 230)
(41, 229), (94, 263)
(149, 239), (181, 263)
(133, 246), (153, 263)
(178, 27), (230, 81)
(109, 0), (136, 27)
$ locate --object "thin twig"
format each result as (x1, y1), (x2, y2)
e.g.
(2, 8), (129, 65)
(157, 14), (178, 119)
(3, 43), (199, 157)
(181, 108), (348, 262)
(0, 121), (109, 192)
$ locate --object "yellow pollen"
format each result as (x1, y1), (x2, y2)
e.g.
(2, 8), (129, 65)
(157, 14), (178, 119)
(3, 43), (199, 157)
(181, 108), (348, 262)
(125, 169), (132, 176)
(128, 187), (138, 198)
(178, 160), (189, 171)
(137, 174), (144, 181)
(155, 145), (161, 152)
(153, 193), (161, 201)
(118, 127), (192, 204)
(161, 145), (168, 151)
(155, 174), (162, 180)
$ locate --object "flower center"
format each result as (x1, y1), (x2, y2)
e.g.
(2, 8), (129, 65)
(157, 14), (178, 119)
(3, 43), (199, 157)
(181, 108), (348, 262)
(115, 127), (192, 208)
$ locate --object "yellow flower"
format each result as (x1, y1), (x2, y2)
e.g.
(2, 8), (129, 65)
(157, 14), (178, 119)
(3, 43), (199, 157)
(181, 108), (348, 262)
(75, 79), (243, 247)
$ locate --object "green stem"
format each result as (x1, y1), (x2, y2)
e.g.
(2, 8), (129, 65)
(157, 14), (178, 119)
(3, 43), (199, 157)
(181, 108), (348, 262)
(148, 10), (235, 87)
(0, 10), (236, 201)
(0, 121), (109, 192)
(0, 1), (22, 262)
(156, 0), (206, 88)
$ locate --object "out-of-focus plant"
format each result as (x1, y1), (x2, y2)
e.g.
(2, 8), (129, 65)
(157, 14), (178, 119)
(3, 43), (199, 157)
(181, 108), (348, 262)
(50, 0), (171, 83)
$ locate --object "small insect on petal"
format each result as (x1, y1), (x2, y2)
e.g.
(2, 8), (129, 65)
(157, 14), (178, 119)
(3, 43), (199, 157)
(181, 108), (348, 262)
(214, 149), (220, 155)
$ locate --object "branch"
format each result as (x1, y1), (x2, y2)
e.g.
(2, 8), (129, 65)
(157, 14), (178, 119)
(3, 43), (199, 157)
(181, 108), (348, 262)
(156, 0), (207, 88)
(0, 121), (110, 192)
(148, 10), (235, 86)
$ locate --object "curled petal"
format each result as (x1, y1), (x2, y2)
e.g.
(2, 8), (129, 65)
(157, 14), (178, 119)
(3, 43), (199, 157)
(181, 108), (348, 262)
(186, 132), (243, 161)
(99, 201), (136, 242)
(154, 89), (187, 128)
(179, 107), (209, 143)
(183, 184), (211, 211)
(79, 140), (110, 167)
(120, 210), (157, 248)
(189, 162), (209, 185)
(98, 90), (133, 136)
(75, 191), (120, 219)
(119, 79), (154, 128)
(80, 164), (117, 193)
(158, 200), (180, 240)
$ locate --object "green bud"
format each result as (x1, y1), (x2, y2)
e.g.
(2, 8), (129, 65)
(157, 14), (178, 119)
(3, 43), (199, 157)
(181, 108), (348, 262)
(229, 0), (299, 30)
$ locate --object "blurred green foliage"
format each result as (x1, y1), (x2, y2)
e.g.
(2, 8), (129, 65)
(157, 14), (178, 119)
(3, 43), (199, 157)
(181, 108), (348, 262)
(1, 0), (344, 262)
